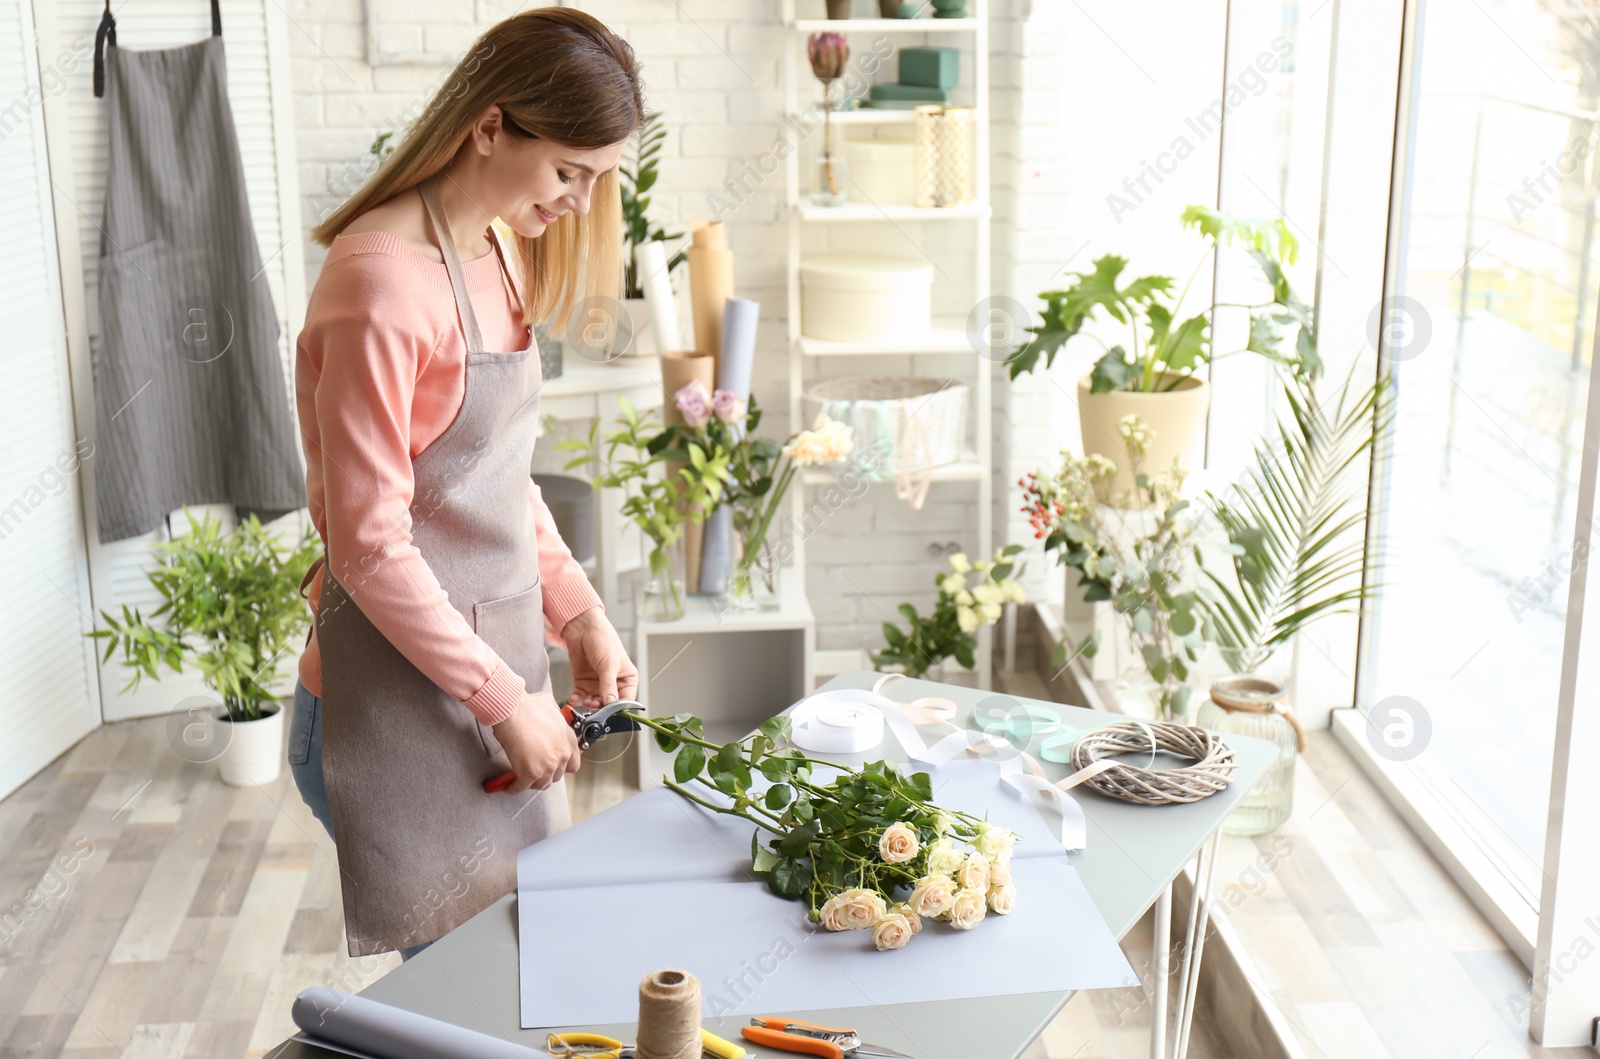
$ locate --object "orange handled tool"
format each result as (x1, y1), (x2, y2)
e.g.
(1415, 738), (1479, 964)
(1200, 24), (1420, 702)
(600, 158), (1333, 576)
(741, 1016), (912, 1058)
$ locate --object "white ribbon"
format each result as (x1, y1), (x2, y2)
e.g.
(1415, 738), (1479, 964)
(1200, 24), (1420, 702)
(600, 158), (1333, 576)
(787, 675), (1145, 852)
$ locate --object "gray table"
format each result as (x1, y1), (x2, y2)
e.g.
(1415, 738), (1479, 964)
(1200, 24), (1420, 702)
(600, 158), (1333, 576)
(268, 672), (1273, 1059)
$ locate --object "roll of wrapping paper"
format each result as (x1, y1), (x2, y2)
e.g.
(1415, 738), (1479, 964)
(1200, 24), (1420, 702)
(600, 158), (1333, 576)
(636, 239), (682, 354)
(698, 297), (761, 594)
(289, 985), (544, 1059)
(686, 218), (734, 371)
(659, 349), (716, 592)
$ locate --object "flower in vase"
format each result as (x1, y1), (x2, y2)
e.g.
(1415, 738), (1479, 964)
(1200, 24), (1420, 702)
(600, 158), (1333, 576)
(807, 32), (849, 81)
(712, 389), (746, 423)
(783, 414), (855, 466)
(949, 553), (971, 573)
(938, 573), (966, 597)
(956, 606), (980, 635)
(878, 821), (920, 864)
(674, 380), (713, 428)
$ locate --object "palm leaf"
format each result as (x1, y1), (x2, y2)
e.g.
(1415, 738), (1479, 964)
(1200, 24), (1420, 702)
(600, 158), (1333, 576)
(1199, 365), (1394, 673)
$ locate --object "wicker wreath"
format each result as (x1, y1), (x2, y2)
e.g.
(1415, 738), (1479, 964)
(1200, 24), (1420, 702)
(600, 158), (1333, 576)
(1069, 722), (1238, 805)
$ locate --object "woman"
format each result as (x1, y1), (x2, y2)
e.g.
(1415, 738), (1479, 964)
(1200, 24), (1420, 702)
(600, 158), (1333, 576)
(287, 8), (642, 962)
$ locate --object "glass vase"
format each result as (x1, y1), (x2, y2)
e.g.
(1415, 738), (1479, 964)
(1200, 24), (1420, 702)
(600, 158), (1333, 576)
(641, 534), (686, 623)
(727, 534), (781, 613)
(810, 151), (849, 207)
(1195, 647), (1303, 835)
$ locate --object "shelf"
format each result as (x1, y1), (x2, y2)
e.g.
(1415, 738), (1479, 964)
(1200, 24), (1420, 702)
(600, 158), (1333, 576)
(796, 319), (980, 356)
(787, 108), (985, 125)
(800, 452), (984, 486)
(635, 565), (813, 635)
(795, 202), (989, 221)
(789, 17), (980, 32)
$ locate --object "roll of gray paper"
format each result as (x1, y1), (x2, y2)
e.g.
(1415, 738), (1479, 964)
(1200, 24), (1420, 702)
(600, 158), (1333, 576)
(699, 297), (762, 595)
(291, 985), (544, 1059)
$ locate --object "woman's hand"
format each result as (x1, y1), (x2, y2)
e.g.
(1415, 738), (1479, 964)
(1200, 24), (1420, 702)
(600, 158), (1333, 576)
(491, 688), (581, 793)
(563, 606), (639, 709)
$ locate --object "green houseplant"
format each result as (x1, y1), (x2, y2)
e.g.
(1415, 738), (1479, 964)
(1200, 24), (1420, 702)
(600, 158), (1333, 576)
(1189, 364), (1394, 834)
(87, 509), (322, 786)
(622, 111), (687, 301)
(1007, 205), (1318, 505)
(872, 549), (1026, 680)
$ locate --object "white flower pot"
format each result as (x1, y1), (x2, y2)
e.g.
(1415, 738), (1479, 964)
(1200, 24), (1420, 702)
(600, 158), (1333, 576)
(216, 702), (284, 787)
(1077, 373), (1210, 506)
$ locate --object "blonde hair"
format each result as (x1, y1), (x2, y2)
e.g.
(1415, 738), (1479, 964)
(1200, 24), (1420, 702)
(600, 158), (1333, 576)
(312, 8), (643, 341)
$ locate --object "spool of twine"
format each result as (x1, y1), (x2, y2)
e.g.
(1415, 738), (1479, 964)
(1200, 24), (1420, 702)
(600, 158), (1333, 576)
(635, 969), (701, 1059)
(1210, 677), (1308, 753)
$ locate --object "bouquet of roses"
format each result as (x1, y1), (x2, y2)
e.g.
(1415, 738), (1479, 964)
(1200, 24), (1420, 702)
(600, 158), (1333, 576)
(633, 711), (1019, 951)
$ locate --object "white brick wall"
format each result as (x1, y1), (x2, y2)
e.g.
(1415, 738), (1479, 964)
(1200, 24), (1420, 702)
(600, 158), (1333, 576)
(285, 0), (1066, 667)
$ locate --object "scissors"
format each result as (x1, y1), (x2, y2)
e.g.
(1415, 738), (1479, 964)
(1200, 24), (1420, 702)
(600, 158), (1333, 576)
(483, 698), (643, 793)
(546, 1027), (745, 1058)
(741, 1017), (914, 1059)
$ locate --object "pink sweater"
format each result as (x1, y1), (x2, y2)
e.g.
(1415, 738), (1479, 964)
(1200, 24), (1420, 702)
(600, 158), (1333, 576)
(295, 229), (602, 726)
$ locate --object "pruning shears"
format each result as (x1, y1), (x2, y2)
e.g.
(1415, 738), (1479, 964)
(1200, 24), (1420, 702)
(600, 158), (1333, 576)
(483, 698), (643, 793)
(742, 1017), (913, 1059)
(545, 1027), (746, 1058)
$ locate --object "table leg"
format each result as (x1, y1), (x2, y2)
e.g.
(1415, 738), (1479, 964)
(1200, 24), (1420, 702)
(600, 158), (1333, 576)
(1173, 829), (1222, 1059)
(1150, 883), (1171, 1059)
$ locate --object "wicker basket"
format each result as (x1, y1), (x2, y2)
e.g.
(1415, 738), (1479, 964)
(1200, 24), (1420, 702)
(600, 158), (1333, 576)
(803, 376), (968, 481)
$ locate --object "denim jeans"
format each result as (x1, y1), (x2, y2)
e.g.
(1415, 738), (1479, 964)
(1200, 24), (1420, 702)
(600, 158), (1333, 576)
(288, 679), (435, 963)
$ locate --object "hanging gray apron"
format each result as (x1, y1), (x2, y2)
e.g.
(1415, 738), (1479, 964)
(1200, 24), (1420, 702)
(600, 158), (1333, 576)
(311, 177), (570, 957)
(91, 0), (305, 543)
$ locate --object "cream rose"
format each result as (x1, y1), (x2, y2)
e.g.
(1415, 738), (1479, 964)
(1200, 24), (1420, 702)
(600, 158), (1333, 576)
(988, 881), (1017, 915)
(892, 902), (923, 935)
(988, 855), (1012, 888)
(955, 850), (990, 893)
(818, 888), (886, 931)
(948, 887), (988, 930)
(907, 873), (958, 920)
(878, 822), (920, 864)
(974, 825), (1017, 860)
(926, 838), (964, 876)
(871, 910), (915, 951)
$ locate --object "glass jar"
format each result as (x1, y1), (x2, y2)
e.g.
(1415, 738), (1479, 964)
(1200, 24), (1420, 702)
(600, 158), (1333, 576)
(727, 533), (781, 613)
(810, 151), (849, 207)
(1197, 653), (1305, 835)
(640, 533), (686, 622)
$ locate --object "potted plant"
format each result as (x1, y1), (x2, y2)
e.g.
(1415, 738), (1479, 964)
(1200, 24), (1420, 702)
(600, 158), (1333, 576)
(87, 509), (323, 787)
(873, 548), (1026, 682)
(1020, 416), (1209, 719)
(1006, 205), (1317, 506)
(1193, 365), (1394, 833)
(561, 397), (730, 621)
(621, 111), (687, 358)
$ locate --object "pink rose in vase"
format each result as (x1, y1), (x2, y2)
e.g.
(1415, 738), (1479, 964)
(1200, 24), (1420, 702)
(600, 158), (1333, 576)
(674, 380), (713, 428)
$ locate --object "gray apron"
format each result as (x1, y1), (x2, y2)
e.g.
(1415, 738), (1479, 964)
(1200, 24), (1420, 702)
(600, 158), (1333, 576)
(91, 0), (305, 542)
(311, 177), (569, 958)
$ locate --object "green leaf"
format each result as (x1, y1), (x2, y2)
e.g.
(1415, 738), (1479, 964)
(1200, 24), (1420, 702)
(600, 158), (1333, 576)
(770, 858), (812, 898)
(673, 743), (706, 784)
(765, 783), (793, 810)
(751, 832), (779, 874)
(1089, 347), (1138, 393)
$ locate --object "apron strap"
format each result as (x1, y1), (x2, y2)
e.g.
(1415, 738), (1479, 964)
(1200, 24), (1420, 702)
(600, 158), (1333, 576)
(416, 176), (486, 354)
(93, 0), (116, 98)
(95, 1), (221, 100)
(488, 224), (525, 309)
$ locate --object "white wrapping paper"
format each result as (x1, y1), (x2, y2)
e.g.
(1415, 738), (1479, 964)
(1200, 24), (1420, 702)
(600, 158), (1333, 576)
(290, 985), (543, 1059)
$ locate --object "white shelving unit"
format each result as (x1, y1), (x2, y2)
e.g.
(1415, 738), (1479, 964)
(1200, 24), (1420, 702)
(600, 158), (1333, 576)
(779, 0), (994, 687)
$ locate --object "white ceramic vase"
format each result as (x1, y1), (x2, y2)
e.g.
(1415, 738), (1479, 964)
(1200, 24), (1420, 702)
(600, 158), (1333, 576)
(1076, 373), (1210, 506)
(216, 702), (284, 787)
(617, 296), (657, 359)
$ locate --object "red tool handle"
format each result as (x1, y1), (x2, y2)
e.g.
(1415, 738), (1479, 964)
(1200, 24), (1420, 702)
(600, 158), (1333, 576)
(483, 704), (583, 793)
(741, 1026), (843, 1059)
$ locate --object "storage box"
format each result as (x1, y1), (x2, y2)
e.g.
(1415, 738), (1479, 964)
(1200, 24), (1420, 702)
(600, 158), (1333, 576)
(898, 46), (960, 88)
(803, 376), (969, 479)
(845, 140), (915, 204)
(800, 254), (933, 342)
(868, 82), (952, 104)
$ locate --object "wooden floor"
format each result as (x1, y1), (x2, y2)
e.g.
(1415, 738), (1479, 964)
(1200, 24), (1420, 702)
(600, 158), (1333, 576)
(0, 710), (1217, 1059)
